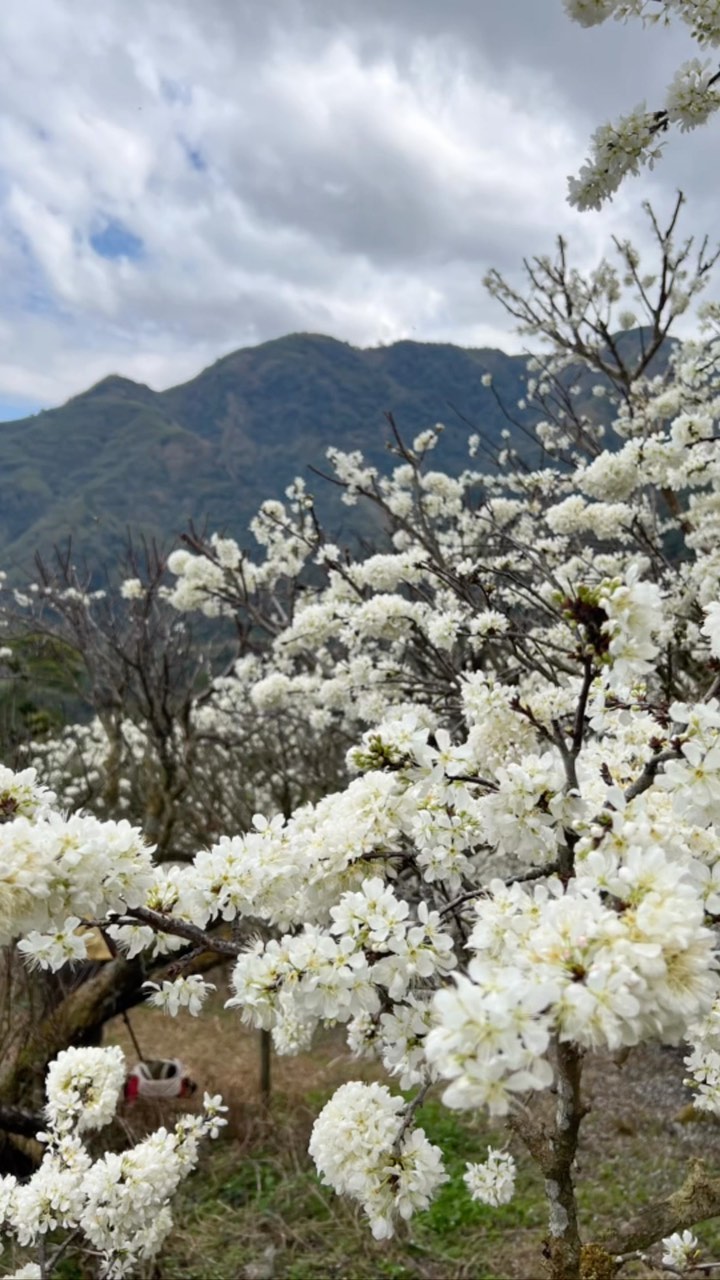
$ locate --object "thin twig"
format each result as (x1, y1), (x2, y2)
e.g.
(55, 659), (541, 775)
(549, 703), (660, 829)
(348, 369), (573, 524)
(439, 863), (560, 918)
(393, 1079), (432, 1154)
(121, 906), (242, 957)
(122, 1010), (145, 1063)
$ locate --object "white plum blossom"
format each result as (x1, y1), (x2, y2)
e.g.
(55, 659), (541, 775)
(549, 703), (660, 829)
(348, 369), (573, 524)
(564, 4), (720, 205)
(0, 1046), (225, 1278)
(45, 1046), (127, 1133)
(666, 58), (720, 130)
(598, 565), (664, 688)
(0, 766), (54, 825)
(661, 1228), (700, 1269)
(464, 1149), (517, 1206)
(702, 601), (720, 658)
(308, 1081), (447, 1238)
(0, 807), (155, 947)
(568, 106), (663, 211)
(17, 919), (89, 972)
(143, 975), (216, 1017)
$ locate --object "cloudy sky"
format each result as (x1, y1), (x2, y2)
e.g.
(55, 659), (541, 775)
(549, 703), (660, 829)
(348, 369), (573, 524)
(0, 0), (715, 419)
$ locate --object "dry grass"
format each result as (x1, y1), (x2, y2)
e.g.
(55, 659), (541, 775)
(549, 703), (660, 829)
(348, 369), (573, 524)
(105, 982), (387, 1148)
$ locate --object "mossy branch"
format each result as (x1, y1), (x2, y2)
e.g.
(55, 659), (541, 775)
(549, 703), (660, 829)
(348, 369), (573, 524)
(599, 1158), (720, 1255)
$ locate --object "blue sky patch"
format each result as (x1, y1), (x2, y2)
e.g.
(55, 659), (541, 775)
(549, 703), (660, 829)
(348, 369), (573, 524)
(184, 143), (206, 172)
(161, 77), (193, 107)
(90, 219), (144, 261)
(0, 397), (46, 422)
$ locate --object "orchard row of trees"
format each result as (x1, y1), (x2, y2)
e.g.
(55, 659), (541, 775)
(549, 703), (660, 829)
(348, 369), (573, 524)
(3, 4), (720, 1278)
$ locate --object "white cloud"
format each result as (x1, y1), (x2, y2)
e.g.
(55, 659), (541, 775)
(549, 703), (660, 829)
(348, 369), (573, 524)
(0, 0), (716, 406)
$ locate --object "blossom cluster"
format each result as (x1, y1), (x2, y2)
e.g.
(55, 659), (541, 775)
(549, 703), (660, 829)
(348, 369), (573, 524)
(308, 1081), (446, 1238)
(564, 2), (720, 206)
(0, 1046), (226, 1278)
(0, 796), (155, 950)
(464, 1149), (517, 1206)
(227, 877), (455, 1058)
(427, 856), (716, 1115)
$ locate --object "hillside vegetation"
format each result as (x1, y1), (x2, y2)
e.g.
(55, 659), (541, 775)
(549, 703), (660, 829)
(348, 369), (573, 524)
(0, 334), (541, 573)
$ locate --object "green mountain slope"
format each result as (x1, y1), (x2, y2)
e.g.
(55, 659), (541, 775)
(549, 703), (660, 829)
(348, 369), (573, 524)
(0, 333), (542, 574)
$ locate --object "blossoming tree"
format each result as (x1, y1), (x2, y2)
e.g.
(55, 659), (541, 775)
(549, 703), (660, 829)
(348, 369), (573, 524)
(0, 538), (347, 1139)
(3, 196), (720, 1278)
(565, 1), (720, 208)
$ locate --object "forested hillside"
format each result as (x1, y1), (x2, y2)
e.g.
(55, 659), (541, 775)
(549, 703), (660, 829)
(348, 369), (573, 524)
(0, 334), (543, 572)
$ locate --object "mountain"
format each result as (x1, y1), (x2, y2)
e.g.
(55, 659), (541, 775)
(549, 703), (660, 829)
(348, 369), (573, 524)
(0, 333), (551, 575)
